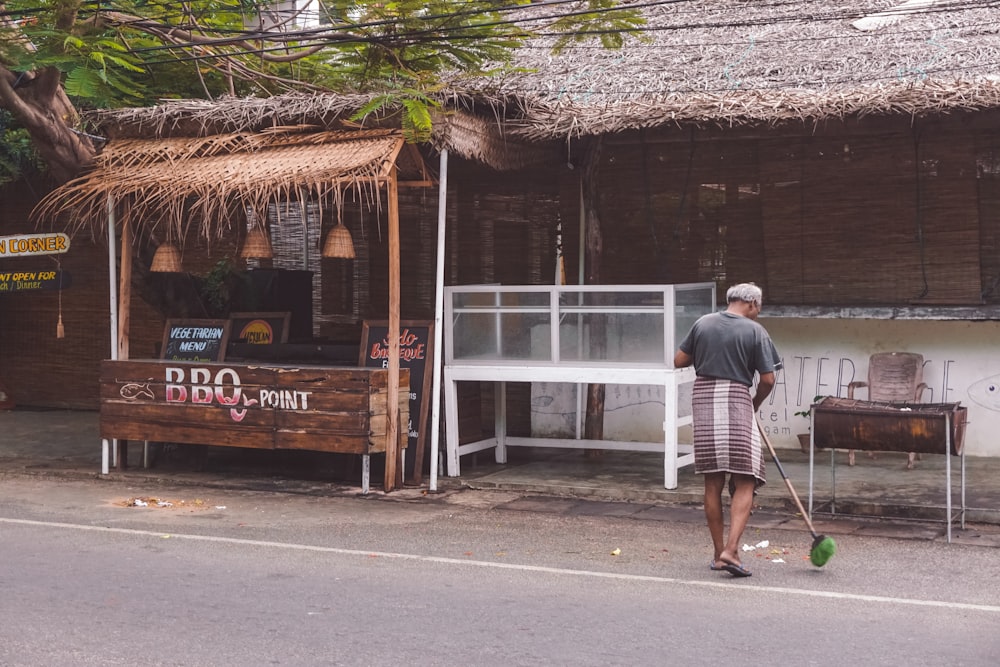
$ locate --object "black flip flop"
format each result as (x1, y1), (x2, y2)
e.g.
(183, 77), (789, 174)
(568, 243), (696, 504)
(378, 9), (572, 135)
(721, 561), (752, 578)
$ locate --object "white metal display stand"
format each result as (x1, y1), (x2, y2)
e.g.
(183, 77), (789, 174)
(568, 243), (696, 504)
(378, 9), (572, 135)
(443, 363), (695, 489)
(439, 283), (714, 490)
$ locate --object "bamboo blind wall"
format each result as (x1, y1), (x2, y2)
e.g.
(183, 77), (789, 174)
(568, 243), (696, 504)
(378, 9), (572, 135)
(0, 185), (108, 408)
(597, 125), (996, 305)
(5, 118), (1000, 408)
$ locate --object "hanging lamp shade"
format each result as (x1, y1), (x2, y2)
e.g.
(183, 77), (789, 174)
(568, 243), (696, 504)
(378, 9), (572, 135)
(240, 227), (273, 259)
(150, 242), (183, 272)
(322, 223), (356, 259)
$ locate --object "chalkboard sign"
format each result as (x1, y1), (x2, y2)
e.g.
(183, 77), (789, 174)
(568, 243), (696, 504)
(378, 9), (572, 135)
(160, 319), (231, 362)
(0, 269), (72, 293)
(359, 320), (435, 484)
(229, 312), (290, 344)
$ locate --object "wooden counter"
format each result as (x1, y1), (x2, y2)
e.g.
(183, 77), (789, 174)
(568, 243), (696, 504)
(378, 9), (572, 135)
(100, 360), (409, 491)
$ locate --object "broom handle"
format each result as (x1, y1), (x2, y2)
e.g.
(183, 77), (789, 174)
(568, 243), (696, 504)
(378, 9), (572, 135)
(755, 414), (820, 538)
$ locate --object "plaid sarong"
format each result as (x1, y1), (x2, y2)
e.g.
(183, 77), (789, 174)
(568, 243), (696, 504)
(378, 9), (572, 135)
(692, 376), (766, 485)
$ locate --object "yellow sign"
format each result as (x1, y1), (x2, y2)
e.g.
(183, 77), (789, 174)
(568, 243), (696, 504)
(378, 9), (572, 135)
(239, 319), (275, 344)
(0, 233), (71, 258)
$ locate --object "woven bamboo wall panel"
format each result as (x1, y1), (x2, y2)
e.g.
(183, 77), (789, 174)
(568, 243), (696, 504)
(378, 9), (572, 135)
(980, 176), (1000, 303)
(0, 186), (108, 408)
(797, 134), (918, 304)
(594, 156), (663, 284)
(445, 164), (561, 288)
(795, 132), (981, 304)
(759, 139), (805, 303)
(597, 143), (765, 290)
(977, 133), (1000, 304)
(595, 128), (990, 305)
(361, 192), (420, 321)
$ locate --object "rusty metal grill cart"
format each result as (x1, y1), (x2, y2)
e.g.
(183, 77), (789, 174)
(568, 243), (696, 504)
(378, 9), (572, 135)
(807, 397), (968, 542)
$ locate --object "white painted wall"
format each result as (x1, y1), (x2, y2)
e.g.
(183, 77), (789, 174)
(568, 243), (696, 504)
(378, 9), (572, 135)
(530, 317), (1000, 457)
(531, 381), (692, 442)
(763, 317), (998, 456)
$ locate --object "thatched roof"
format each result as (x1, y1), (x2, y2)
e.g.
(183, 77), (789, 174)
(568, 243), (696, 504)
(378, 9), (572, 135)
(88, 95), (561, 172)
(87, 0), (1000, 145)
(45, 1), (1000, 234)
(33, 128), (431, 242)
(486, 0), (1000, 139)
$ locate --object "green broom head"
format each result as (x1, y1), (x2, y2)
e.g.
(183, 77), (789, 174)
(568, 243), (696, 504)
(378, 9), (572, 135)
(810, 534), (836, 567)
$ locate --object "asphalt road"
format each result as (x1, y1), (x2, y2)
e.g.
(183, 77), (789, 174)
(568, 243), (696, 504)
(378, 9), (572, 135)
(1, 477), (998, 666)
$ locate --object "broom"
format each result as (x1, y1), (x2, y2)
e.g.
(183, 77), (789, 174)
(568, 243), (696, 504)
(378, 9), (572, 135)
(755, 415), (836, 567)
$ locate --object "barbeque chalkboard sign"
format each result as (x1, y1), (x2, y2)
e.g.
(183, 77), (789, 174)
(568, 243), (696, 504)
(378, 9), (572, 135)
(160, 319), (231, 362)
(359, 320), (434, 483)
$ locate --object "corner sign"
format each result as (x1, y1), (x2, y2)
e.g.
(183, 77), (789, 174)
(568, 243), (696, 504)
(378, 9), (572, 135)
(0, 233), (71, 258)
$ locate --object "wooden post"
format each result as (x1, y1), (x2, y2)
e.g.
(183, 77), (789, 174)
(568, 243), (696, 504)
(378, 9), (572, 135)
(384, 170), (401, 491)
(581, 138), (607, 454)
(117, 220), (131, 361)
(116, 220), (132, 469)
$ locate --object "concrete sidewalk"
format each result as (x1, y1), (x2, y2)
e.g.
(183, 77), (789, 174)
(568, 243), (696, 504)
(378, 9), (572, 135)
(2, 407), (999, 545)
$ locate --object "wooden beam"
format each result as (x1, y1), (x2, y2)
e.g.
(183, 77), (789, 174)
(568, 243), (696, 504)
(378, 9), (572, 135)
(384, 168), (401, 492)
(601, 110), (1000, 146)
(117, 220), (131, 361)
(116, 219), (132, 470)
(397, 180), (437, 188)
(581, 138), (606, 457)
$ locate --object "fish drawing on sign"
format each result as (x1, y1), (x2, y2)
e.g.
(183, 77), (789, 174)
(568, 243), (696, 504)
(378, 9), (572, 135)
(968, 375), (1000, 411)
(531, 395), (555, 409)
(119, 382), (154, 401)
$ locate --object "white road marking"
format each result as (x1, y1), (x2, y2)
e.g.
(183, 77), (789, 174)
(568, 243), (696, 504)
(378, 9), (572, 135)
(4, 516), (999, 614)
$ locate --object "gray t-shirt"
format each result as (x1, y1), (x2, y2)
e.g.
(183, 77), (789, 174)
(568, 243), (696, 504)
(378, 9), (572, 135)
(678, 311), (782, 386)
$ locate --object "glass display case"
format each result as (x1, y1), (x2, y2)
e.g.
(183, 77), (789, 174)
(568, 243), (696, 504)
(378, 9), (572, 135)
(440, 283), (716, 489)
(446, 283), (715, 366)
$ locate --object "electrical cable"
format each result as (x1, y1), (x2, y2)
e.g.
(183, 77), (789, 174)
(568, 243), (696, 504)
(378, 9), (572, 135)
(107, 0), (1000, 50)
(115, 0), (1000, 71)
(1, 0), (966, 53)
(8, 0), (1000, 92)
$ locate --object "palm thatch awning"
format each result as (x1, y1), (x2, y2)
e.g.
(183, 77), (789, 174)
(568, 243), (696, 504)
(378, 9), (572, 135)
(33, 127), (434, 240)
(86, 95), (561, 173)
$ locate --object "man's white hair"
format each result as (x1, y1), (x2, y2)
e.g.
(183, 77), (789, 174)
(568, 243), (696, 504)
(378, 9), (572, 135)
(726, 282), (762, 305)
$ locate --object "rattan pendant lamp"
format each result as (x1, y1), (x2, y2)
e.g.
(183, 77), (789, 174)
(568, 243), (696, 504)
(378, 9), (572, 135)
(322, 204), (355, 259)
(240, 208), (273, 260)
(322, 222), (355, 258)
(150, 241), (183, 272)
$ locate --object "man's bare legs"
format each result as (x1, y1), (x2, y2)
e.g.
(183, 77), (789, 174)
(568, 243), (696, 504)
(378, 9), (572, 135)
(705, 471), (756, 569)
(704, 472), (726, 564)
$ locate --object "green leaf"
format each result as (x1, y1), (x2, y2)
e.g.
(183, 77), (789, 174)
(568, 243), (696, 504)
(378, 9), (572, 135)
(351, 94), (395, 121)
(401, 97), (433, 142)
(63, 35), (85, 51)
(63, 68), (103, 100)
(95, 39), (129, 53)
(104, 54), (146, 74)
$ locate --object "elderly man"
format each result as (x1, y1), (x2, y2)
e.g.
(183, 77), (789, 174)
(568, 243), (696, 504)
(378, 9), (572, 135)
(673, 283), (782, 578)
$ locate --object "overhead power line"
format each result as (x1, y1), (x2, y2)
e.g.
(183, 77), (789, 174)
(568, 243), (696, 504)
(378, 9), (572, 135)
(113, 0), (1000, 61)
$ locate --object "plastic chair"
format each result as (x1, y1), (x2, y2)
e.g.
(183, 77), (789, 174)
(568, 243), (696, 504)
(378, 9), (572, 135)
(847, 351), (928, 467)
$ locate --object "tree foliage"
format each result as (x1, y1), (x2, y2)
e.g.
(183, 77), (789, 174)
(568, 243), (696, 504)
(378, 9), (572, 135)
(0, 109), (41, 185)
(0, 1), (645, 181)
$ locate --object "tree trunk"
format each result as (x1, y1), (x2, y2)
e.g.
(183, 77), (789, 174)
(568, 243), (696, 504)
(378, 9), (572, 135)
(0, 65), (95, 183)
(581, 137), (606, 454)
